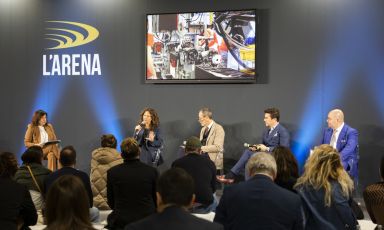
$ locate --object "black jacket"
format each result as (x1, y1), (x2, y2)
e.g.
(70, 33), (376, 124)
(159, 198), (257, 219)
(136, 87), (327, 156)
(172, 153), (216, 205)
(107, 159), (158, 229)
(0, 177), (37, 229)
(125, 206), (223, 230)
(214, 174), (303, 230)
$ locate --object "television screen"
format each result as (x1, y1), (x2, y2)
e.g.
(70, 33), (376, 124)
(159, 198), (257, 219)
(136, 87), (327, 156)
(146, 10), (257, 83)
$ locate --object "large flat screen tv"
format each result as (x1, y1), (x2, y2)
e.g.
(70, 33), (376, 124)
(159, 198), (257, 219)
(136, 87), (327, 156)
(146, 10), (257, 83)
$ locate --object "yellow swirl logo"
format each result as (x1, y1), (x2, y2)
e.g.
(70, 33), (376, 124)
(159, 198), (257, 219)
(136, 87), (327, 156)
(45, 21), (99, 50)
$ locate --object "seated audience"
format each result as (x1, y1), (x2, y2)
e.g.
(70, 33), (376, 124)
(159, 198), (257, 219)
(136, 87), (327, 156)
(44, 145), (99, 222)
(172, 136), (217, 213)
(272, 146), (299, 193)
(90, 134), (123, 210)
(14, 146), (51, 224)
(295, 144), (357, 230)
(125, 168), (223, 230)
(45, 175), (96, 230)
(0, 151), (37, 229)
(107, 137), (158, 230)
(214, 152), (303, 230)
(363, 155), (384, 226)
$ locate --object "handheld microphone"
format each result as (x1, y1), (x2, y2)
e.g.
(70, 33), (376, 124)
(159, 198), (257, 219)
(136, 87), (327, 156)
(140, 121), (146, 128)
(244, 143), (260, 151)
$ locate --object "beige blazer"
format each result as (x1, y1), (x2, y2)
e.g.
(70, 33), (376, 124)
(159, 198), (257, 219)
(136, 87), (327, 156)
(199, 121), (225, 170)
(24, 123), (59, 159)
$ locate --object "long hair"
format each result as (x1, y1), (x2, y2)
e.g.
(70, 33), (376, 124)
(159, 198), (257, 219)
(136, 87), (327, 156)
(31, 109), (48, 126)
(139, 107), (160, 130)
(272, 146), (299, 181)
(0, 152), (18, 178)
(45, 175), (95, 230)
(295, 144), (353, 207)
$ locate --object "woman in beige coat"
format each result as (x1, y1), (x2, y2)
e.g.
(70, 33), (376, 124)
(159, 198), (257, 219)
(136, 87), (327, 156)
(24, 109), (59, 171)
(90, 134), (123, 210)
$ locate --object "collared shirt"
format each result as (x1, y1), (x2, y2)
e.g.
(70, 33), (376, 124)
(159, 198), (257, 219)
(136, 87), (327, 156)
(207, 121), (214, 130)
(331, 122), (344, 149)
(269, 123), (279, 134)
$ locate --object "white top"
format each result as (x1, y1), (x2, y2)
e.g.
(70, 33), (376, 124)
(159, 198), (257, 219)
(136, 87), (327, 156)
(207, 121), (214, 130)
(331, 122), (344, 149)
(38, 126), (48, 145)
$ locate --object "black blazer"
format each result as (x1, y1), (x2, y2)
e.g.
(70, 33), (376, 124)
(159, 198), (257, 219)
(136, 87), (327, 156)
(0, 177), (37, 229)
(107, 159), (158, 229)
(43, 167), (93, 207)
(214, 174), (303, 230)
(124, 206), (223, 230)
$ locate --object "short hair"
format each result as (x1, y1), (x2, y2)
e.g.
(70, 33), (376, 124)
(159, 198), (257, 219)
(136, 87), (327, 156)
(264, 108), (280, 122)
(246, 152), (277, 178)
(45, 175), (93, 229)
(329, 109), (345, 122)
(59, 146), (76, 167)
(120, 138), (140, 160)
(21, 146), (44, 165)
(184, 136), (202, 153)
(199, 107), (213, 119)
(31, 109), (48, 126)
(0, 152), (18, 177)
(101, 134), (117, 148)
(157, 168), (194, 207)
(380, 155), (384, 179)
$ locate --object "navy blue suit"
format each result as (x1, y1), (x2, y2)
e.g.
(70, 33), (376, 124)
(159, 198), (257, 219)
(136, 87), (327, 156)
(231, 123), (290, 176)
(214, 174), (303, 230)
(321, 123), (358, 179)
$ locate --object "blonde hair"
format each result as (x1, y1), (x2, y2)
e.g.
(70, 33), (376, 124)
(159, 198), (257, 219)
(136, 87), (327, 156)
(295, 144), (353, 207)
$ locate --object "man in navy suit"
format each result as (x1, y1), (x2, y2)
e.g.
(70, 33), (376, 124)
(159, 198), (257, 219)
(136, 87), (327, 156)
(220, 108), (290, 181)
(214, 153), (303, 230)
(322, 109), (359, 180)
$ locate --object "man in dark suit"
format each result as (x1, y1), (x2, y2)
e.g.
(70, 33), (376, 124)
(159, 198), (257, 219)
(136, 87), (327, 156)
(172, 136), (217, 213)
(219, 108), (290, 181)
(43, 145), (99, 222)
(321, 109), (358, 180)
(214, 153), (303, 230)
(124, 167), (223, 230)
(107, 137), (158, 230)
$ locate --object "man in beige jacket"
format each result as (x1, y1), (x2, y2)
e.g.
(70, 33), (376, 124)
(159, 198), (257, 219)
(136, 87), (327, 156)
(198, 107), (225, 171)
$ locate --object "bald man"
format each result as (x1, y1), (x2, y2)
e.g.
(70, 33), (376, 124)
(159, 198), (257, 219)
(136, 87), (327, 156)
(321, 109), (359, 180)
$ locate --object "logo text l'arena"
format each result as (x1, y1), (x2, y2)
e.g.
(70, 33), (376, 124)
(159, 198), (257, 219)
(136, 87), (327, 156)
(43, 21), (102, 76)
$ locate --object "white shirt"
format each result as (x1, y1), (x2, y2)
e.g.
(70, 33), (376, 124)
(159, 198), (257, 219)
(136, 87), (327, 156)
(39, 126), (49, 145)
(331, 122), (344, 149)
(207, 121), (214, 130)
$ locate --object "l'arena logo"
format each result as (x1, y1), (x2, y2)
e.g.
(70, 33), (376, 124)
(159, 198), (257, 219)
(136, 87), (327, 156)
(42, 21), (102, 76)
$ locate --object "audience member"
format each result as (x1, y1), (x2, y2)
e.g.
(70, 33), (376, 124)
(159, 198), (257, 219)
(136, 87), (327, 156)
(107, 137), (158, 230)
(172, 136), (217, 213)
(198, 107), (225, 171)
(214, 152), (303, 230)
(44, 145), (99, 222)
(272, 146), (299, 193)
(0, 151), (37, 229)
(295, 144), (357, 230)
(363, 155), (384, 226)
(125, 168), (223, 230)
(15, 146), (51, 224)
(45, 175), (96, 230)
(90, 134), (123, 210)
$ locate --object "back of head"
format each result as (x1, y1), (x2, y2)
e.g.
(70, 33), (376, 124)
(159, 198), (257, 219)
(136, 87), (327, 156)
(59, 146), (76, 167)
(296, 144), (353, 206)
(246, 152), (277, 179)
(184, 136), (202, 153)
(21, 146), (44, 165)
(45, 175), (93, 230)
(272, 146), (299, 180)
(101, 134), (117, 149)
(381, 155), (384, 180)
(120, 137), (140, 160)
(157, 168), (194, 207)
(0, 152), (18, 178)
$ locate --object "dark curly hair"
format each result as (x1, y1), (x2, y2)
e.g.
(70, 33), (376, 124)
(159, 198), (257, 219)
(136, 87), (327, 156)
(21, 146), (44, 165)
(139, 107), (160, 130)
(0, 152), (18, 177)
